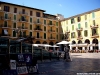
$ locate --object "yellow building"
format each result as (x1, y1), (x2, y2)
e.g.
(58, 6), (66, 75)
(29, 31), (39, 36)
(0, 1), (61, 45)
(61, 8), (100, 50)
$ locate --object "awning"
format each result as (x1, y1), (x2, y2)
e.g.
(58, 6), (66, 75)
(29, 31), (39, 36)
(69, 44), (77, 47)
(77, 43), (88, 47)
(88, 44), (95, 46)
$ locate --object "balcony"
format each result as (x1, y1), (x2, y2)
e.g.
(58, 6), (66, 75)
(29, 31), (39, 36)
(0, 24), (11, 29)
(18, 26), (28, 30)
(48, 23), (54, 26)
(19, 12), (28, 15)
(34, 21), (42, 25)
(34, 28), (42, 31)
(77, 36), (83, 40)
(48, 30), (55, 33)
(0, 34), (10, 37)
(90, 25), (98, 29)
(34, 36), (42, 39)
(19, 19), (28, 23)
(76, 28), (83, 31)
(48, 37), (55, 40)
(91, 34), (99, 38)
(0, 16), (11, 20)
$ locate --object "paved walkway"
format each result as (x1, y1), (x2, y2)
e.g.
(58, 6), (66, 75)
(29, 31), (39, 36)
(36, 53), (100, 75)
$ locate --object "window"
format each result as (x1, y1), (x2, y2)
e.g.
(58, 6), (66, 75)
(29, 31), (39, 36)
(14, 8), (17, 13)
(71, 32), (75, 38)
(56, 22), (58, 26)
(93, 20), (95, 25)
(30, 18), (32, 23)
(4, 6), (10, 12)
(71, 18), (75, 24)
(44, 26), (46, 31)
(78, 31), (81, 37)
(92, 29), (97, 36)
(37, 19), (40, 23)
(22, 23), (24, 28)
(14, 15), (16, 20)
(78, 23), (81, 29)
(85, 22), (87, 28)
(13, 23), (16, 28)
(36, 12), (40, 17)
(56, 35), (58, 39)
(49, 21), (52, 25)
(44, 20), (46, 24)
(44, 33), (46, 39)
(22, 9), (25, 14)
(30, 32), (32, 36)
(77, 17), (81, 22)
(23, 31), (26, 36)
(21, 16), (25, 21)
(4, 21), (7, 27)
(66, 26), (68, 31)
(5, 13), (8, 19)
(84, 30), (88, 37)
(30, 11), (32, 16)
(56, 28), (58, 32)
(92, 12), (95, 18)
(85, 15), (87, 20)
(50, 27), (52, 31)
(37, 32), (39, 38)
(30, 24), (32, 30)
(13, 31), (16, 37)
(72, 25), (74, 30)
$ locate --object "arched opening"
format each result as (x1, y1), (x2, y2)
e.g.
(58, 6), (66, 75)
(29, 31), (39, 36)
(85, 39), (90, 50)
(92, 38), (98, 50)
(42, 41), (47, 44)
(35, 41), (40, 44)
(49, 41), (54, 50)
(72, 40), (76, 50)
(78, 40), (82, 50)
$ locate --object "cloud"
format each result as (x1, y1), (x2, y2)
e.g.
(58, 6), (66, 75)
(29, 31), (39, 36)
(59, 4), (62, 7)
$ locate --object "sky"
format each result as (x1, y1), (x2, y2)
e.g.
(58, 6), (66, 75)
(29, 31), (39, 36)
(1, 0), (100, 18)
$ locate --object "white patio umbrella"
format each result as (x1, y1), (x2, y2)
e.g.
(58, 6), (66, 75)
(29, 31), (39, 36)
(39, 44), (52, 47)
(56, 41), (70, 45)
(50, 45), (59, 47)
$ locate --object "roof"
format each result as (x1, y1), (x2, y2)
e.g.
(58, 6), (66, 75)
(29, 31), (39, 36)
(0, 1), (45, 12)
(44, 13), (57, 17)
(61, 8), (100, 21)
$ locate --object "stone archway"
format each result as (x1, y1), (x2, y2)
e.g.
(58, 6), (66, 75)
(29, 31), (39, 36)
(49, 41), (54, 50)
(85, 39), (90, 50)
(78, 40), (82, 50)
(35, 41), (41, 44)
(92, 38), (98, 50)
(42, 41), (47, 44)
(72, 40), (76, 50)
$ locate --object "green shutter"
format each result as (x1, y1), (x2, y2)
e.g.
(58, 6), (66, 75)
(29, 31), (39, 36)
(22, 23), (24, 28)
(13, 31), (16, 37)
(5, 14), (8, 19)
(14, 15), (16, 20)
(78, 23), (81, 29)
(30, 32), (32, 36)
(56, 22), (58, 26)
(13, 23), (16, 28)
(30, 25), (32, 30)
(85, 22), (87, 28)
(72, 25), (74, 30)
(44, 33), (46, 39)
(4, 21), (7, 27)
(44, 20), (46, 24)
(37, 19), (39, 23)
(92, 12), (95, 18)
(44, 26), (46, 31)
(56, 35), (58, 39)
(50, 21), (52, 25)
(30, 18), (32, 23)
(23, 32), (26, 36)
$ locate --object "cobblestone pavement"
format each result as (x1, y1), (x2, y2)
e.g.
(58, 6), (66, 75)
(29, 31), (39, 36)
(35, 53), (100, 75)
